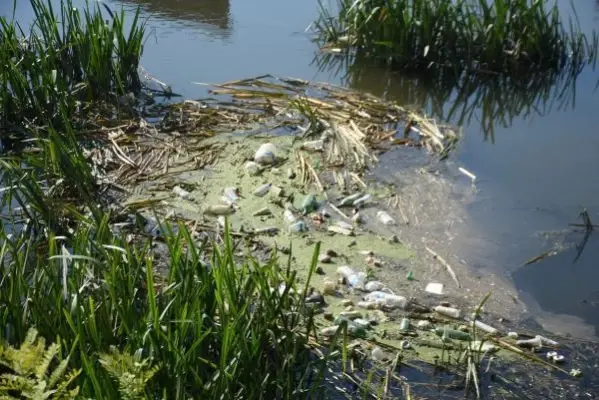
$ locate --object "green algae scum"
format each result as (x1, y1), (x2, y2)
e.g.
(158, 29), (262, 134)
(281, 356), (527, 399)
(1, 0), (599, 399)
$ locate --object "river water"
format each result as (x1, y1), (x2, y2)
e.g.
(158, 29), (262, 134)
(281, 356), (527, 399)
(3, 0), (599, 338)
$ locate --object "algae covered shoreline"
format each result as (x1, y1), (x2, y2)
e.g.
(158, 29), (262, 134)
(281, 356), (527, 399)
(2, 0), (599, 397)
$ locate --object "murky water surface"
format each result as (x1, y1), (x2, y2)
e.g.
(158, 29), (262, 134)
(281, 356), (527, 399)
(3, 0), (599, 337)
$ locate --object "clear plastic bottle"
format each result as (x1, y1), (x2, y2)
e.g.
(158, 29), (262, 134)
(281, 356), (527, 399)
(434, 305), (461, 318)
(363, 291), (408, 309)
(336, 266), (366, 289)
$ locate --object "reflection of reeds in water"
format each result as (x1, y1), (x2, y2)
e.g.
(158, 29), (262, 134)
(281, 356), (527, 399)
(119, 0), (232, 34)
(313, 51), (590, 142)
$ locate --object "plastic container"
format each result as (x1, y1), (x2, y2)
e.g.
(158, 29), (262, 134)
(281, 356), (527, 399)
(205, 204), (235, 216)
(253, 183), (272, 197)
(223, 187), (240, 203)
(400, 318), (410, 331)
(364, 281), (384, 292)
(254, 143), (277, 165)
(364, 291), (408, 310)
(416, 320), (433, 330)
(434, 305), (461, 319)
(472, 319), (499, 335)
(536, 335), (559, 346)
(336, 266), (366, 289)
(377, 211), (396, 225)
(301, 194), (318, 214)
(357, 301), (378, 310)
(172, 185), (191, 200)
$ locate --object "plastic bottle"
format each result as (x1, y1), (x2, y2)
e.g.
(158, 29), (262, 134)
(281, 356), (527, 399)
(353, 194), (372, 207)
(434, 305), (461, 319)
(400, 318), (410, 331)
(301, 139), (325, 151)
(471, 319), (499, 335)
(283, 209), (297, 223)
(517, 336), (542, 349)
(253, 183), (272, 197)
(336, 266), (366, 289)
(363, 291), (408, 310)
(172, 185), (192, 200)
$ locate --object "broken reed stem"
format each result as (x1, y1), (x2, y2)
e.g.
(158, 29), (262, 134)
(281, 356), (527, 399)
(425, 247), (461, 288)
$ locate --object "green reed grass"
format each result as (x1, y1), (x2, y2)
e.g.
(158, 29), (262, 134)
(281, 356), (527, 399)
(0, 0), (145, 137)
(0, 210), (327, 399)
(315, 0), (598, 75)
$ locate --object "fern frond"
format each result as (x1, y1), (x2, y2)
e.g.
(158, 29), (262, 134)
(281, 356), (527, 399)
(36, 342), (60, 381)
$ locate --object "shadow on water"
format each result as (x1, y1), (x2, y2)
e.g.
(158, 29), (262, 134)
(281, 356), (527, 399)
(117, 0), (232, 35)
(313, 51), (592, 143)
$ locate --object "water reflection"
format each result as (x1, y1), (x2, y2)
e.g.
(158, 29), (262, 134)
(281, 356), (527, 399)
(118, 0), (232, 36)
(314, 52), (588, 142)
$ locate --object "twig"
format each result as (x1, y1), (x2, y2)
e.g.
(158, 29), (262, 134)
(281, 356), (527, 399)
(329, 203), (350, 220)
(425, 247), (461, 288)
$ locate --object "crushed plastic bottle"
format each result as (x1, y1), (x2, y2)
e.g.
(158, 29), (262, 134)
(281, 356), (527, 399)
(253, 183), (272, 197)
(336, 266), (366, 290)
(364, 281), (384, 292)
(172, 185), (192, 200)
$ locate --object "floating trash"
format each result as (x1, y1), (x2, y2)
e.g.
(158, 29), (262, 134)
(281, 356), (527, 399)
(252, 207), (272, 217)
(425, 282), (444, 295)
(337, 266), (366, 289)
(434, 305), (461, 318)
(205, 204), (236, 216)
(364, 281), (384, 292)
(339, 193), (362, 207)
(364, 291), (408, 310)
(172, 185), (192, 200)
(255, 142), (277, 165)
(301, 139), (325, 151)
(328, 225), (354, 236)
(377, 210), (395, 225)
(253, 183), (272, 197)
(353, 194), (372, 207)
(244, 161), (261, 176)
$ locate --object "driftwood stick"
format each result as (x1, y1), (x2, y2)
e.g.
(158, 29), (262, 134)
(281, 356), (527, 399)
(426, 247), (460, 288)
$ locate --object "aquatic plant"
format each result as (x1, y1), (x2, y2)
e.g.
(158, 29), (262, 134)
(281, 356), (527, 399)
(315, 0), (598, 76)
(0, 0), (145, 137)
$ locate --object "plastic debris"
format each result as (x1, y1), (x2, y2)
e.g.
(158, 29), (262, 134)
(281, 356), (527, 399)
(205, 204), (236, 216)
(516, 336), (543, 349)
(339, 193), (362, 207)
(364, 291), (408, 310)
(289, 221), (308, 233)
(337, 266), (366, 289)
(328, 225), (354, 236)
(434, 305), (461, 318)
(283, 209), (297, 223)
(364, 281), (384, 292)
(253, 183), (272, 197)
(244, 161), (261, 176)
(254, 142), (277, 165)
(472, 319), (499, 335)
(425, 282), (444, 295)
(377, 210), (395, 225)
(301, 139), (325, 151)
(172, 185), (192, 200)
(301, 194), (318, 214)
(353, 194), (372, 207)
(371, 347), (387, 361)
(322, 279), (336, 295)
(416, 320), (433, 330)
(400, 318), (410, 331)
(435, 326), (472, 341)
(507, 332), (519, 339)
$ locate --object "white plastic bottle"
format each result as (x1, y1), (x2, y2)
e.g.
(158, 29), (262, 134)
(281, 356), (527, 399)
(363, 291), (408, 310)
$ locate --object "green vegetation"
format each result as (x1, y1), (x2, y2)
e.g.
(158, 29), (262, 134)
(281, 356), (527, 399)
(315, 0), (598, 75)
(0, 0), (145, 138)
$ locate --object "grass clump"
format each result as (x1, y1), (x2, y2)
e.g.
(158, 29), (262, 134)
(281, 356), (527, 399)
(0, 0), (145, 138)
(315, 0), (598, 75)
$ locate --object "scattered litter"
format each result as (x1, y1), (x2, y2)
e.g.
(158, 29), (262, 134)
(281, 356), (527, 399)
(416, 320), (433, 330)
(364, 281), (384, 292)
(364, 291), (408, 310)
(339, 193), (362, 207)
(436, 326), (471, 341)
(244, 161), (261, 176)
(255, 142), (277, 165)
(254, 226), (279, 236)
(536, 335), (559, 347)
(270, 185), (285, 197)
(301, 139), (325, 151)
(507, 332), (519, 339)
(425, 282), (444, 295)
(406, 271), (414, 281)
(205, 204), (236, 216)
(377, 210), (396, 225)
(289, 221), (308, 233)
(400, 318), (410, 331)
(517, 336), (542, 349)
(400, 340), (411, 350)
(328, 225), (354, 236)
(223, 187), (240, 203)
(470, 341), (497, 352)
(371, 347), (387, 361)
(471, 319), (499, 335)
(283, 209), (297, 223)
(337, 266), (366, 289)
(322, 279), (336, 295)
(353, 194), (372, 207)
(434, 305), (461, 318)
(458, 166), (477, 183)
(335, 220), (354, 231)
(172, 185), (192, 200)
(253, 183), (272, 197)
